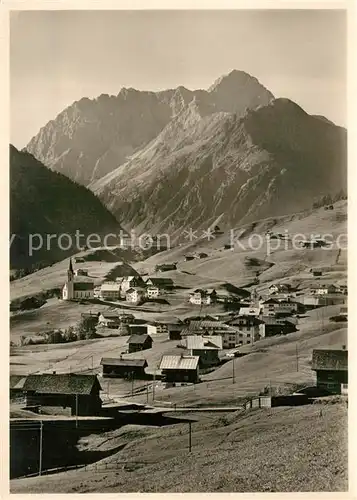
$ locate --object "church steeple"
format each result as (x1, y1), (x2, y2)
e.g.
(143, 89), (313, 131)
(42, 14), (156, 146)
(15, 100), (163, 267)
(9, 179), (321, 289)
(68, 258), (74, 281)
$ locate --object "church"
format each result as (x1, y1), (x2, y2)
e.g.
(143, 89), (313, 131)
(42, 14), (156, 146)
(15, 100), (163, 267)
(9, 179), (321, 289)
(62, 259), (94, 301)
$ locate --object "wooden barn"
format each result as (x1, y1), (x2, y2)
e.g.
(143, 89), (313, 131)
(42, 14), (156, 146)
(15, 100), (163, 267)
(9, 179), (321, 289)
(312, 346), (348, 394)
(127, 334), (153, 353)
(159, 355), (200, 384)
(22, 374), (102, 416)
(100, 358), (148, 379)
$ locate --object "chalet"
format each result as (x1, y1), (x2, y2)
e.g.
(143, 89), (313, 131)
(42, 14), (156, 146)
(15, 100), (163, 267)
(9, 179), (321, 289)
(268, 284), (294, 295)
(98, 311), (120, 328)
(22, 374), (102, 416)
(118, 313), (135, 324)
(127, 334), (153, 353)
(220, 327), (254, 348)
(100, 358), (148, 379)
(126, 287), (146, 304)
(62, 259), (94, 301)
(259, 317), (297, 338)
(312, 347), (348, 394)
(128, 323), (157, 336)
(120, 276), (145, 298)
(145, 277), (174, 289)
(160, 355), (200, 383)
(261, 298), (297, 317)
(100, 282), (121, 301)
(310, 284), (339, 295)
(168, 321), (185, 340)
(155, 263), (177, 272)
(189, 289), (217, 306)
(227, 315), (262, 339)
(146, 286), (160, 299)
(186, 319), (227, 334)
(183, 335), (222, 367)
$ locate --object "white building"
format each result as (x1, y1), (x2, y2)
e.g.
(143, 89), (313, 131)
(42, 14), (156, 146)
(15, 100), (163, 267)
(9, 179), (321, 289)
(126, 287), (146, 304)
(189, 289), (216, 306)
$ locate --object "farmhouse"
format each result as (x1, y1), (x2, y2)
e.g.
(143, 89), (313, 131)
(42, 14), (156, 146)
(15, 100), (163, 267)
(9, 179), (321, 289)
(269, 284), (294, 294)
(227, 315), (262, 339)
(127, 334), (153, 353)
(261, 298), (297, 317)
(62, 259), (94, 301)
(120, 276), (145, 298)
(98, 311), (120, 328)
(100, 358), (148, 379)
(100, 282), (121, 301)
(168, 321), (185, 340)
(23, 374), (102, 416)
(183, 335), (222, 367)
(155, 263), (177, 272)
(126, 287), (146, 304)
(189, 289), (217, 306)
(159, 355), (200, 383)
(312, 346), (348, 394)
(310, 283), (339, 295)
(259, 317), (297, 338)
(145, 277), (174, 289)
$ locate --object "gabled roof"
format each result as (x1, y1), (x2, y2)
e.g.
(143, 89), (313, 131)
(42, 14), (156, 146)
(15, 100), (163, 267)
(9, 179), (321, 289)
(185, 335), (223, 350)
(188, 320), (227, 330)
(100, 311), (120, 319)
(262, 298), (280, 304)
(126, 287), (146, 294)
(128, 334), (152, 345)
(23, 374), (102, 395)
(159, 355), (199, 371)
(100, 358), (147, 368)
(312, 349), (348, 371)
(145, 277), (174, 286)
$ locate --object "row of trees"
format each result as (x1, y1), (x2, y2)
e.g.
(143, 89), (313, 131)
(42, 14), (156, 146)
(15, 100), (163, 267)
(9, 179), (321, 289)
(19, 315), (99, 346)
(312, 190), (347, 210)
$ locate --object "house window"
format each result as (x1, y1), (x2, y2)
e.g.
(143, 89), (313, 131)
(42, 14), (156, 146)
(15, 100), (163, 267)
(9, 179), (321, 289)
(239, 333), (243, 338)
(247, 334), (251, 338)
(247, 340), (251, 344)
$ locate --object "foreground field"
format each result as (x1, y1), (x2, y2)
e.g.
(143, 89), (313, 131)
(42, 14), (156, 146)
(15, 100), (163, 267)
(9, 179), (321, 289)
(11, 402), (347, 493)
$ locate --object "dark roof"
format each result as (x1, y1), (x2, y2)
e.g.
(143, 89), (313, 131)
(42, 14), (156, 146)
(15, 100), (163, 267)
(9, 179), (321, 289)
(263, 298), (280, 304)
(73, 280), (94, 291)
(100, 358), (148, 368)
(128, 334), (152, 345)
(23, 374), (102, 395)
(312, 349), (348, 371)
(100, 312), (120, 319)
(81, 312), (100, 319)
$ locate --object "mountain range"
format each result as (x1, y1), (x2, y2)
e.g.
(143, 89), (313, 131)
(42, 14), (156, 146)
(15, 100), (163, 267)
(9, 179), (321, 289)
(24, 70), (347, 236)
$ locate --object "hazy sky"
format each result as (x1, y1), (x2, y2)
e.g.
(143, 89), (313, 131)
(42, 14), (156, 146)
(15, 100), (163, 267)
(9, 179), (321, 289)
(10, 9), (346, 148)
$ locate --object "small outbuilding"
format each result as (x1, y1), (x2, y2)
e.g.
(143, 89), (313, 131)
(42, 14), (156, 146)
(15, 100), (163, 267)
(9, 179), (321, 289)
(312, 346), (348, 394)
(159, 354), (200, 383)
(127, 334), (153, 353)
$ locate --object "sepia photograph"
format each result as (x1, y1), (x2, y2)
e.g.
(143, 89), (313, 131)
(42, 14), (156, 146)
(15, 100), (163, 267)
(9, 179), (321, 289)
(8, 5), (348, 494)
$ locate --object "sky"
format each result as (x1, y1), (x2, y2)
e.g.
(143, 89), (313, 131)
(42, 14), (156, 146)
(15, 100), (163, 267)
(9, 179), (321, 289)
(10, 9), (347, 148)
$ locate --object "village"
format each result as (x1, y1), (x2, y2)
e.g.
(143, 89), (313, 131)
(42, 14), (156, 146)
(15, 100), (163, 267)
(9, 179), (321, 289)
(10, 248), (348, 419)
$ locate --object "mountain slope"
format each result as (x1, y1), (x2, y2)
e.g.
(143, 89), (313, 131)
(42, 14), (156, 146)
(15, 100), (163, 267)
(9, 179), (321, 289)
(91, 98), (347, 234)
(10, 145), (123, 269)
(25, 71), (274, 185)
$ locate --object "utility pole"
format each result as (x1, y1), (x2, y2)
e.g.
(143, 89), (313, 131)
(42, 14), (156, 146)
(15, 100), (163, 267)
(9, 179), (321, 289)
(188, 421), (192, 453)
(232, 358), (235, 384)
(153, 369), (156, 403)
(296, 343), (299, 372)
(75, 394), (78, 428)
(39, 420), (43, 476)
(131, 372), (134, 397)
